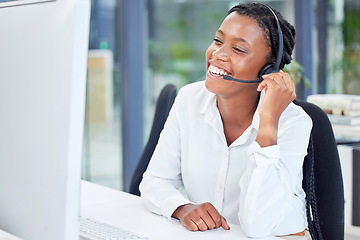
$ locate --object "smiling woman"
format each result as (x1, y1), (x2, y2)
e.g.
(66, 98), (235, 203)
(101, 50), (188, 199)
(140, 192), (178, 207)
(140, 2), (313, 240)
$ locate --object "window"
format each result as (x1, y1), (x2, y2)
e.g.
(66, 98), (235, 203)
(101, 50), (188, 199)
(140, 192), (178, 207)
(82, 0), (122, 189)
(314, 0), (360, 94)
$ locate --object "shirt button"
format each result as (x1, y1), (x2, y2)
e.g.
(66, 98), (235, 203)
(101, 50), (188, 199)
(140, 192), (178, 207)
(250, 191), (255, 197)
(218, 184), (223, 189)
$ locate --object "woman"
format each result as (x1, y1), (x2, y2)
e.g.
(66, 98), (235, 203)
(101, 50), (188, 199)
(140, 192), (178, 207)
(140, 2), (312, 239)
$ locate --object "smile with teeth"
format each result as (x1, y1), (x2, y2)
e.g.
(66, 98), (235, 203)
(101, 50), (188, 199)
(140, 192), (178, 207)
(208, 64), (230, 77)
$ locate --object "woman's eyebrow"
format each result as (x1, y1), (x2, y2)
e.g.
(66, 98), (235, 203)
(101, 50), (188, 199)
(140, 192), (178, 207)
(216, 29), (250, 47)
(216, 29), (224, 35)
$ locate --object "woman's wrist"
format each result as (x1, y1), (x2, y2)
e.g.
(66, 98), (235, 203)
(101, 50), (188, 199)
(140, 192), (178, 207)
(172, 203), (192, 219)
(256, 118), (278, 147)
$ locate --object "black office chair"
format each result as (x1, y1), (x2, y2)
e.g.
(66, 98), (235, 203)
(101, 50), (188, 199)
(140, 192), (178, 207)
(295, 100), (345, 240)
(129, 84), (177, 196)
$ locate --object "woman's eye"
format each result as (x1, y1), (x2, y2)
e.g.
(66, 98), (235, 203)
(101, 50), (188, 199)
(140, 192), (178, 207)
(233, 47), (246, 53)
(213, 38), (222, 44)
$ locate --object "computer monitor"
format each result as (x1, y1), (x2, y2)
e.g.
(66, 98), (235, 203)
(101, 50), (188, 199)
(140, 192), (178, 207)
(0, 0), (90, 239)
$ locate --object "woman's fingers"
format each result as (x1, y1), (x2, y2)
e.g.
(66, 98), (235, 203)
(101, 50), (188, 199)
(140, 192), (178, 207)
(255, 70), (297, 126)
(205, 203), (223, 228)
(221, 216), (230, 230)
(181, 216), (199, 231)
(200, 213), (217, 230)
(279, 70), (294, 92)
(173, 202), (230, 232)
(258, 71), (296, 101)
(182, 217), (209, 232)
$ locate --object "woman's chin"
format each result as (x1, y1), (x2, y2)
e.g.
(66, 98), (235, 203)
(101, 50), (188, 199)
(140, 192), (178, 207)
(205, 76), (227, 94)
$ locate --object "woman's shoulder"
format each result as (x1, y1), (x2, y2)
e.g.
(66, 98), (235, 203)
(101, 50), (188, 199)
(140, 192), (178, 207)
(178, 80), (206, 94)
(281, 101), (313, 128)
(177, 80), (211, 100)
(172, 80), (215, 115)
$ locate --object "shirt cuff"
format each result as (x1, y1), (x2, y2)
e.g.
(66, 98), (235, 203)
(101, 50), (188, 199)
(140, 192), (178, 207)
(248, 141), (281, 168)
(161, 195), (193, 220)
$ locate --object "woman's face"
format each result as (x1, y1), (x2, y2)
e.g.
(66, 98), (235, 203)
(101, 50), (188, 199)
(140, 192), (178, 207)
(205, 12), (271, 96)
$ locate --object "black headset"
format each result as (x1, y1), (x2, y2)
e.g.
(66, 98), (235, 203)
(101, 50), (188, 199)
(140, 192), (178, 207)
(257, 5), (284, 79)
(223, 5), (284, 83)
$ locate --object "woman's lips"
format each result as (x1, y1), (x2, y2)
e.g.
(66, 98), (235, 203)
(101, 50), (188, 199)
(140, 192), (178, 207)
(208, 64), (231, 78)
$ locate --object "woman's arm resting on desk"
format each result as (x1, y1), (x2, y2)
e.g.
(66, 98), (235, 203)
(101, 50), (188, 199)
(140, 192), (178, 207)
(140, 88), (193, 220)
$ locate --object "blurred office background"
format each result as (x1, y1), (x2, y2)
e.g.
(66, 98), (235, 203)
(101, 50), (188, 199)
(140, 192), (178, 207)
(81, 0), (360, 191)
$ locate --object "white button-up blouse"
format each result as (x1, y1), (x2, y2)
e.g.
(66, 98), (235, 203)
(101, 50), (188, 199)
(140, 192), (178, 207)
(139, 80), (312, 238)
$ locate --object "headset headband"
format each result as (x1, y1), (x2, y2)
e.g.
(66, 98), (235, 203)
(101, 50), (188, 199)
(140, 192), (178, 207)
(266, 5), (283, 71)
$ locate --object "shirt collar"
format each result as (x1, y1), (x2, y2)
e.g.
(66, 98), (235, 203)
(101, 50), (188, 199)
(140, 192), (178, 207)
(200, 90), (217, 117)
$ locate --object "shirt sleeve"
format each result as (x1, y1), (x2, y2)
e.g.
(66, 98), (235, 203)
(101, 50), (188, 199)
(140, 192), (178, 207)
(238, 108), (312, 238)
(139, 88), (193, 220)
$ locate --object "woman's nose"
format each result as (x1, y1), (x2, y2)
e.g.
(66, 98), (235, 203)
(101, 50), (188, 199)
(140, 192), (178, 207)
(212, 46), (229, 61)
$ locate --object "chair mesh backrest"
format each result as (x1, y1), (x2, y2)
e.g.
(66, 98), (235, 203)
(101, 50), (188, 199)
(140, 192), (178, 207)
(295, 100), (344, 240)
(129, 84), (177, 196)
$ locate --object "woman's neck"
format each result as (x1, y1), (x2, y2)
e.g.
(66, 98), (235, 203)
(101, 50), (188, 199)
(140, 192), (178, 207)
(217, 91), (260, 146)
(217, 91), (259, 126)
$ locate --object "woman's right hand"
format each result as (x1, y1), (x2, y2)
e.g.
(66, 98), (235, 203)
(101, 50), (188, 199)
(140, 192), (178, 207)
(171, 202), (230, 231)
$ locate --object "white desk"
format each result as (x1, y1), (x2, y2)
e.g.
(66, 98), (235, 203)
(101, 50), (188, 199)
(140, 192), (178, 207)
(0, 230), (22, 240)
(80, 181), (283, 240)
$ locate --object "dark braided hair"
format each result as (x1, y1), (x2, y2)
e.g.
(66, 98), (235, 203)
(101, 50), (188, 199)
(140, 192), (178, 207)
(302, 134), (324, 240)
(228, 2), (296, 69)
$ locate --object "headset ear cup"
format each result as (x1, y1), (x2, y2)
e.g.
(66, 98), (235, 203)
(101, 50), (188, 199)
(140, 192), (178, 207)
(258, 63), (275, 79)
